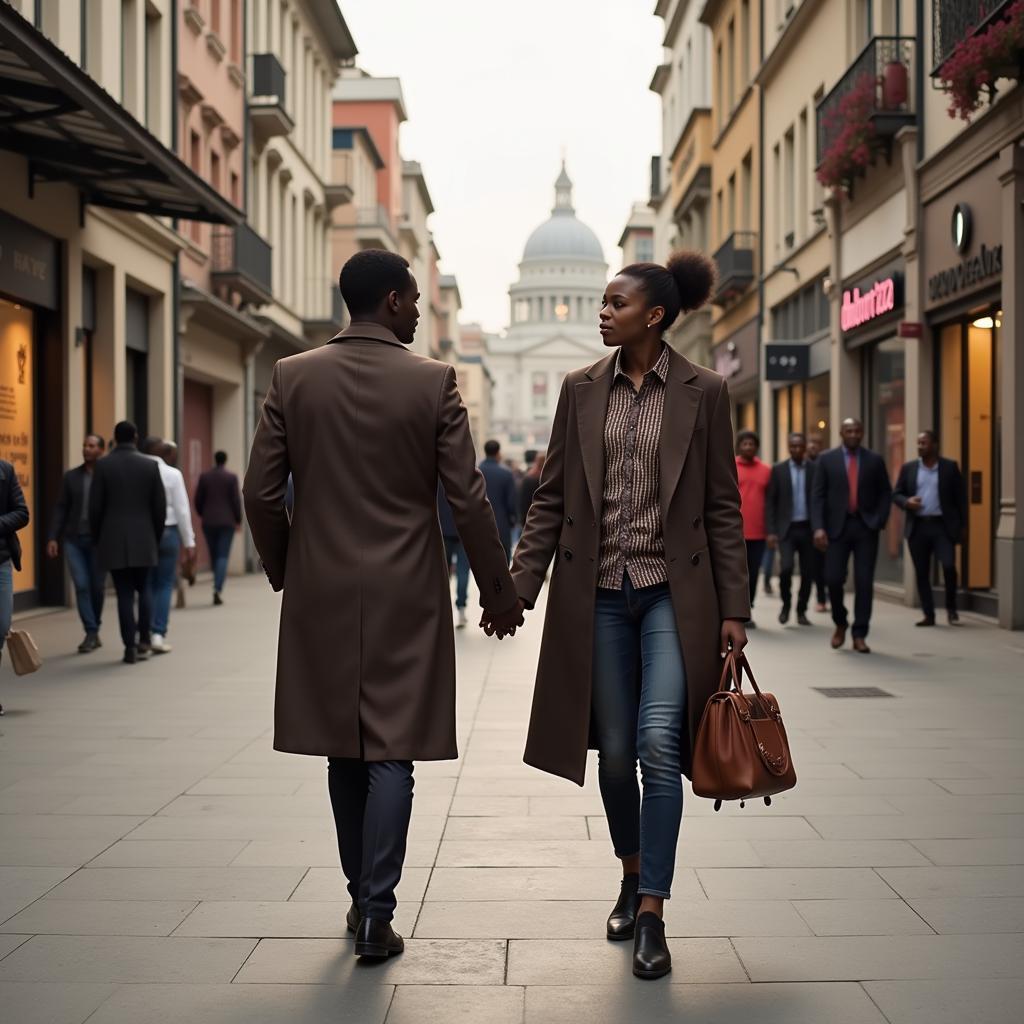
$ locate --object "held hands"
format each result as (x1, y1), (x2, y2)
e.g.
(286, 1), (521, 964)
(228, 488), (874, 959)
(720, 619), (748, 658)
(813, 529), (829, 552)
(480, 598), (526, 640)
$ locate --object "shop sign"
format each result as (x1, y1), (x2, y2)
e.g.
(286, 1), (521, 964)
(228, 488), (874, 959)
(713, 341), (741, 379)
(0, 210), (58, 311)
(765, 343), (809, 381)
(926, 243), (1002, 303)
(898, 321), (923, 338)
(841, 276), (899, 332)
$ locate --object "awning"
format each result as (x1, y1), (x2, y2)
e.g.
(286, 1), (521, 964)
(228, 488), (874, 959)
(0, 7), (241, 224)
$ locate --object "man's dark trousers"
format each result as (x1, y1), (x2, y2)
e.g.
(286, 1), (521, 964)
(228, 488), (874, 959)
(745, 540), (766, 606)
(328, 758), (414, 922)
(908, 517), (957, 619)
(825, 514), (879, 639)
(110, 566), (152, 648)
(780, 522), (815, 614)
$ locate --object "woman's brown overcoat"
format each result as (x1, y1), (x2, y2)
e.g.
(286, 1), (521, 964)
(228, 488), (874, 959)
(512, 347), (750, 786)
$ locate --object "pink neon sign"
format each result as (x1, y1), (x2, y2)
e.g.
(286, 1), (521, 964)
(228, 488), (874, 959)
(841, 277), (896, 332)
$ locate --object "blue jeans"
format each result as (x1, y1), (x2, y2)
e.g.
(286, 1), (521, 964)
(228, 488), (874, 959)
(592, 577), (687, 899)
(148, 526), (181, 636)
(443, 537), (470, 610)
(64, 535), (105, 635)
(0, 560), (12, 655)
(203, 525), (234, 593)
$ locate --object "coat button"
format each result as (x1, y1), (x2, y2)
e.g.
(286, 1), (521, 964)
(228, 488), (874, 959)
(690, 552), (700, 566)
(693, 515), (702, 528)
(567, 516), (574, 526)
(564, 550), (573, 562)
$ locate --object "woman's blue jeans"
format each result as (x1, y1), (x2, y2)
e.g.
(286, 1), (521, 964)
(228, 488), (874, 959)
(592, 577), (687, 899)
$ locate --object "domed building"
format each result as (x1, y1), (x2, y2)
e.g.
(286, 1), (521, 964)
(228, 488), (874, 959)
(487, 163), (609, 459)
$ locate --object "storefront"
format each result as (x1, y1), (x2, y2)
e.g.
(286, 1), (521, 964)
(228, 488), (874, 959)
(839, 256), (906, 584)
(711, 316), (759, 434)
(922, 164), (1004, 617)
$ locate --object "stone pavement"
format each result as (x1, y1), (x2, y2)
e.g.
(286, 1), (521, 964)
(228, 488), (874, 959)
(0, 574), (1022, 1024)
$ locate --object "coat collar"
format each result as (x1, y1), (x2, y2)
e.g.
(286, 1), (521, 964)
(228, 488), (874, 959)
(328, 322), (407, 349)
(575, 344), (704, 522)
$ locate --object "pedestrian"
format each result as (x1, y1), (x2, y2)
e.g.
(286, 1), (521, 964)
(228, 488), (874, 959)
(437, 481), (471, 628)
(142, 437), (196, 653)
(88, 421), (166, 664)
(893, 430), (966, 627)
(502, 250), (749, 980)
(735, 430), (772, 628)
(806, 434), (828, 611)
(161, 442), (191, 609)
(761, 543), (775, 596)
(195, 451), (242, 606)
(811, 417), (892, 653)
(518, 451), (546, 533)
(46, 434), (107, 652)
(478, 439), (518, 564)
(243, 249), (521, 962)
(0, 457), (30, 715)
(765, 431), (815, 626)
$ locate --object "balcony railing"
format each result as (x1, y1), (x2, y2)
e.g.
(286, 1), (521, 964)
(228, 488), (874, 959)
(711, 231), (756, 305)
(933, 0), (1014, 74)
(356, 204), (392, 228)
(252, 53), (285, 103)
(210, 223), (272, 305)
(815, 37), (916, 168)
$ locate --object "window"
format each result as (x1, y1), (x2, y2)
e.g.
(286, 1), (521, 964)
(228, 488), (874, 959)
(189, 130), (201, 173)
(144, 6), (160, 132)
(230, 0), (241, 62)
(740, 0), (750, 85)
(210, 150), (221, 193)
(121, 0), (137, 115)
(531, 372), (548, 413)
(716, 43), (723, 127)
(783, 127), (795, 249)
(797, 109), (808, 243)
(636, 237), (654, 263)
(772, 142), (781, 256)
(741, 151), (752, 232)
(230, 170), (240, 206)
(726, 19), (736, 112)
(210, 0), (220, 36)
(727, 173), (736, 237)
(514, 299), (530, 323)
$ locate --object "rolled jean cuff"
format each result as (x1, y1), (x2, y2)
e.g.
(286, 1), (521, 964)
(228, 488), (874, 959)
(638, 887), (671, 899)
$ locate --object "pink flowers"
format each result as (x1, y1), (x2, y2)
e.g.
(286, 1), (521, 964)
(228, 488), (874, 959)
(937, 0), (1024, 121)
(816, 72), (877, 193)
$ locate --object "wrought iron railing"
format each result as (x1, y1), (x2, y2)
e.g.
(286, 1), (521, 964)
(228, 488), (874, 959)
(815, 37), (916, 166)
(711, 231), (756, 303)
(210, 223), (272, 298)
(932, 0), (1014, 74)
(252, 53), (286, 103)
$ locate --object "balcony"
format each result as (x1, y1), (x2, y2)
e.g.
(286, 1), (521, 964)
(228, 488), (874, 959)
(711, 231), (756, 306)
(249, 54), (293, 142)
(355, 204), (398, 251)
(210, 223), (273, 306)
(815, 37), (916, 190)
(303, 280), (346, 345)
(932, 0), (1014, 74)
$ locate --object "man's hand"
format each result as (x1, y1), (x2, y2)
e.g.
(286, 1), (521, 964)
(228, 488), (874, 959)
(906, 496), (923, 511)
(766, 534), (779, 551)
(480, 599), (525, 639)
(183, 546), (196, 568)
(46, 540), (59, 559)
(813, 529), (829, 552)
(721, 619), (748, 657)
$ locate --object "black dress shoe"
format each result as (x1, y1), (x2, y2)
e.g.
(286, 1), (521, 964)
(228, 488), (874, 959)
(916, 616), (935, 627)
(354, 917), (404, 959)
(346, 902), (360, 934)
(606, 872), (640, 940)
(633, 911), (672, 979)
(78, 633), (99, 653)
(778, 604), (791, 625)
(948, 611), (962, 626)
(796, 611), (812, 626)
(123, 647), (137, 664)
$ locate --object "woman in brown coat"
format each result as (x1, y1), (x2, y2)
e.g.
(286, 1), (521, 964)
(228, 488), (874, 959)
(504, 251), (750, 979)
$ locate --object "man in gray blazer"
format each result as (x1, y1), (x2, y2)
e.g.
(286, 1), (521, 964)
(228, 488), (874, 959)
(89, 421), (165, 664)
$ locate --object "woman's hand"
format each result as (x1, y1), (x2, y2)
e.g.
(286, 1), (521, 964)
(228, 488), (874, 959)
(720, 618), (748, 657)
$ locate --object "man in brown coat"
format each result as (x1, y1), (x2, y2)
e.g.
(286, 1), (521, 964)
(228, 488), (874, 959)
(244, 249), (522, 961)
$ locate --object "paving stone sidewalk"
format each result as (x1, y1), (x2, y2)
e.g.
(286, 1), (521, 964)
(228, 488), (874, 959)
(0, 575), (1022, 1023)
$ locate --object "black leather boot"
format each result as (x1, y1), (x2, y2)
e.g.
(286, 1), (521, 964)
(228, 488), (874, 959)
(606, 872), (641, 940)
(346, 902), (360, 934)
(354, 917), (404, 959)
(633, 911), (672, 979)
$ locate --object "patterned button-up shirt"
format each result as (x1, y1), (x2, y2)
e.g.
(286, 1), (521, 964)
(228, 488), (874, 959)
(597, 345), (671, 590)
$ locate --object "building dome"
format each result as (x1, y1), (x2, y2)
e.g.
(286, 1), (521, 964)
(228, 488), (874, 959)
(522, 164), (605, 263)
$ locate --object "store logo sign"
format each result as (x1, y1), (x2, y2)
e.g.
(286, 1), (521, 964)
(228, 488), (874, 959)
(840, 277), (897, 332)
(927, 243), (1002, 302)
(952, 203), (972, 253)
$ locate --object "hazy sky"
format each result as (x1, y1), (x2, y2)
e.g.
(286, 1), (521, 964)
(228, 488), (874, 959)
(338, 0), (663, 333)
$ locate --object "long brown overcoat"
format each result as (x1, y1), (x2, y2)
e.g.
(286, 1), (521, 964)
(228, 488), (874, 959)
(512, 347), (750, 786)
(243, 324), (517, 761)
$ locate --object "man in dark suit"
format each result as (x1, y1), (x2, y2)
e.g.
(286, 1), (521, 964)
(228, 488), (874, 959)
(806, 434), (828, 611)
(195, 451), (242, 606)
(478, 439), (518, 563)
(244, 249), (521, 962)
(46, 434), (108, 652)
(89, 421), (166, 664)
(766, 431), (815, 626)
(893, 430), (966, 627)
(811, 417), (892, 653)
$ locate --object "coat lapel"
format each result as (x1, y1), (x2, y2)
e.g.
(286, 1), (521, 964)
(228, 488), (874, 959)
(658, 352), (702, 524)
(575, 362), (614, 521)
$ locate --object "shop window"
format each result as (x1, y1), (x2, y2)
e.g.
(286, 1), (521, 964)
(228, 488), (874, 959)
(867, 337), (905, 584)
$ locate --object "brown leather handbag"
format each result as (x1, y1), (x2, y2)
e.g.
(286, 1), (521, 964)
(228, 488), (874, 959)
(691, 650), (796, 811)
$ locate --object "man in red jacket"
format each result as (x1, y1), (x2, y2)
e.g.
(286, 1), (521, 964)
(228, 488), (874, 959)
(735, 430), (772, 628)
